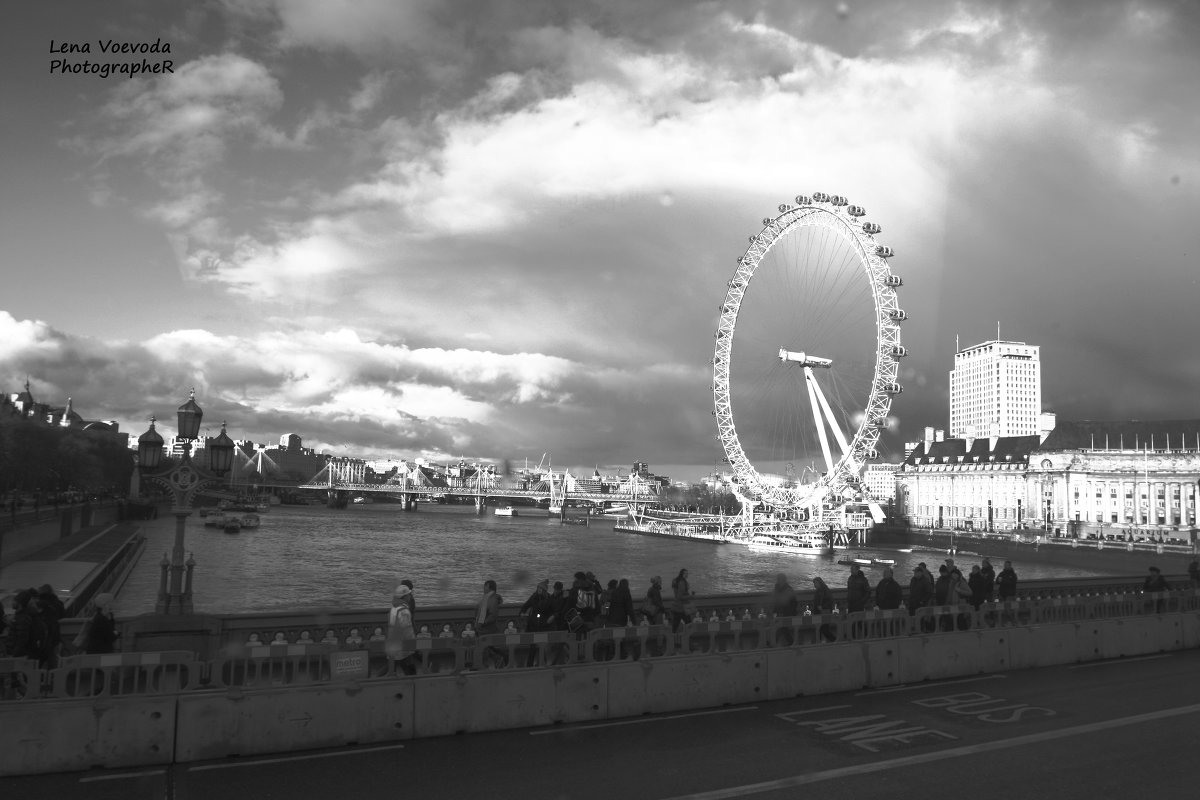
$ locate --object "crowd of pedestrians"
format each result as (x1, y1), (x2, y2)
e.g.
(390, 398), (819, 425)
(0, 585), (118, 667)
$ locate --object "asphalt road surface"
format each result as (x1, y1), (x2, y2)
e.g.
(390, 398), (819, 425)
(6, 648), (1198, 799)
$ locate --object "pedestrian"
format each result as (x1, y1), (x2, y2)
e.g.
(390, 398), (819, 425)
(475, 579), (505, 668)
(846, 563), (871, 613)
(607, 578), (636, 628)
(599, 579), (617, 626)
(475, 579), (503, 635)
(385, 585), (416, 676)
(546, 580), (568, 631)
(771, 573), (799, 618)
(1187, 560), (1200, 589)
(934, 565), (951, 606)
(639, 575), (664, 625)
(36, 584), (65, 666)
(811, 577), (836, 642)
(519, 579), (553, 632)
(980, 559), (996, 600)
(1143, 566), (1172, 612)
(7, 589), (47, 662)
(82, 593), (119, 655)
(669, 568), (696, 632)
(996, 560), (1018, 600)
(967, 565), (987, 610)
(875, 567), (902, 610)
(568, 571), (600, 632)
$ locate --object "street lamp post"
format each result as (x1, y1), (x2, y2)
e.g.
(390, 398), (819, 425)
(136, 389), (234, 615)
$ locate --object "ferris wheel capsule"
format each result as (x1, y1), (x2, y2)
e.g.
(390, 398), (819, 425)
(862, 222), (881, 235)
(830, 195), (848, 206)
(889, 309), (908, 321)
(795, 195), (812, 205)
(889, 345), (908, 357)
(882, 382), (903, 394)
(762, 217), (774, 226)
(884, 274), (902, 286)
(778, 204), (790, 212)
(847, 205), (866, 216)
(812, 191), (829, 202)
(875, 245), (895, 258)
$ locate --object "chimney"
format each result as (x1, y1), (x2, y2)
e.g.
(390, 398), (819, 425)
(935, 429), (945, 443)
(924, 426), (934, 447)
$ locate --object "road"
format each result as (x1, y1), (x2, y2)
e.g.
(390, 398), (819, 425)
(5, 647), (1197, 798)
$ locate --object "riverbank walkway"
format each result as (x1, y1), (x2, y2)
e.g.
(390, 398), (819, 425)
(0, 520), (143, 612)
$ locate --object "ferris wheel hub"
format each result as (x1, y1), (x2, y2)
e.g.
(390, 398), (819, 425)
(777, 348), (833, 368)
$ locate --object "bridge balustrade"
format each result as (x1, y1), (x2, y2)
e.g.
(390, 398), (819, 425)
(209, 644), (334, 688)
(51, 651), (201, 698)
(473, 631), (577, 669)
(583, 624), (677, 662)
(676, 619), (765, 655)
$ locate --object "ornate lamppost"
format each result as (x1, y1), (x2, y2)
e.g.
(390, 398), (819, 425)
(136, 389), (234, 614)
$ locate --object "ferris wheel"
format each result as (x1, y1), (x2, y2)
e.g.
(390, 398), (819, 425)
(712, 193), (906, 516)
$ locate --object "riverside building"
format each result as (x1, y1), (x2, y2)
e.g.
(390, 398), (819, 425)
(949, 339), (1041, 438)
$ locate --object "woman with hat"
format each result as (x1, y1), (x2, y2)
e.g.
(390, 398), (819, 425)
(385, 585), (416, 676)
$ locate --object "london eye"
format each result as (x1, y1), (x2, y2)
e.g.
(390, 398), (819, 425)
(712, 193), (906, 524)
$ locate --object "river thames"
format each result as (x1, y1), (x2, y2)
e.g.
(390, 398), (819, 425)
(107, 503), (1124, 617)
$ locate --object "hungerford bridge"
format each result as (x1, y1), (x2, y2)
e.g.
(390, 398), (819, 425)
(298, 461), (662, 513)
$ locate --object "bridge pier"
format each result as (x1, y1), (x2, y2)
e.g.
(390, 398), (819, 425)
(474, 496), (486, 516)
(326, 490), (348, 509)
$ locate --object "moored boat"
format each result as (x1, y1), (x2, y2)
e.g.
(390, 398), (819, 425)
(494, 506), (519, 517)
(745, 531), (835, 557)
(614, 508), (730, 544)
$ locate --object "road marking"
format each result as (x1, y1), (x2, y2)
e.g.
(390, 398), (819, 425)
(530, 706), (758, 735)
(775, 705), (852, 716)
(188, 743), (405, 771)
(660, 702), (1200, 799)
(1069, 654), (1171, 669)
(79, 769), (166, 782)
(856, 675), (1006, 696)
(59, 524), (119, 560)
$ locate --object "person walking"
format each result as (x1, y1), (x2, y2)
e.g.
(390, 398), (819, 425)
(640, 576), (665, 625)
(546, 580), (568, 631)
(7, 590), (47, 662)
(980, 559), (997, 600)
(846, 564), (871, 613)
(82, 593), (119, 655)
(996, 560), (1019, 600)
(36, 584), (65, 667)
(606, 578), (636, 628)
(875, 568), (903, 610)
(967, 565), (987, 610)
(1143, 566), (1171, 613)
(475, 579), (505, 668)
(1188, 560), (1200, 589)
(385, 585), (416, 676)
(669, 569), (696, 632)
(519, 579), (553, 633)
(771, 573), (799, 619)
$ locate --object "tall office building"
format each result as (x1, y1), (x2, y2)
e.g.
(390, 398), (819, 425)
(949, 339), (1041, 438)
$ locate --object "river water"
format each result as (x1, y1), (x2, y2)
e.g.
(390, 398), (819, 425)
(114, 503), (1112, 616)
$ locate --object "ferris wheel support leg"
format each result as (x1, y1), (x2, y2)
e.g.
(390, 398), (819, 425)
(805, 368), (836, 475)
(810, 371), (852, 457)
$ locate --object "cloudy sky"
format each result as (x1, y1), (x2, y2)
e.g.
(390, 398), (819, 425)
(2, 0), (1197, 481)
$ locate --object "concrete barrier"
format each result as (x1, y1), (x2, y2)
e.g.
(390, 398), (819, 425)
(791, 643), (867, 695)
(52, 650), (201, 697)
(0, 695), (175, 776)
(174, 679), (414, 762)
(640, 651), (765, 714)
(411, 669), (561, 737)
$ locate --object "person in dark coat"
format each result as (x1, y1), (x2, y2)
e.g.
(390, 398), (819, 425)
(36, 584), (66, 667)
(875, 568), (903, 610)
(996, 561), (1018, 600)
(980, 559), (996, 600)
(934, 565), (951, 606)
(967, 565), (987, 610)
(606, 578), (636, 628)
(519, 580), (553, 632)
(846, 564), (871, 613)
(641, 576), (665, 625)
(546, 581), (569, 631)
(83, 593), (120, 655)
(771, 573), (799, 618)
(7, 589), (47, 661)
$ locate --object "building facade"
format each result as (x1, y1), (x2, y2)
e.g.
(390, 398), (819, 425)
(863, 463), (900, 504)
(949, 339), (1041, 438)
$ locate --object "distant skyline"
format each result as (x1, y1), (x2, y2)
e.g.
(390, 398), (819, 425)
(2, 1), (1197, 484)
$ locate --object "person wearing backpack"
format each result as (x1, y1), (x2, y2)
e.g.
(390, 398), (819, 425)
(669, 568), (695, 632)
(569, 571), (599, 631)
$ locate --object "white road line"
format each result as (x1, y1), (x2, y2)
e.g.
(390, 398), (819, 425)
(660, 701), (1200, 800)
(60, 524), (118, 560)
(79, 769), (166, 783)
(530, 706), (759, 735)
(1069, 654), (1171, 669)
(775, 705), (852, 716)
(856, 674), (1006, 696)
(188, 743), (405, 771)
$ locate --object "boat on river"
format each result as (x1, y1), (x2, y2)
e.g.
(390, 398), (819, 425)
(494, 506), (519, 517)
(836, 553), (896, 568)
(745, 530), (835, 557)
(614, 508), (730, 544)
